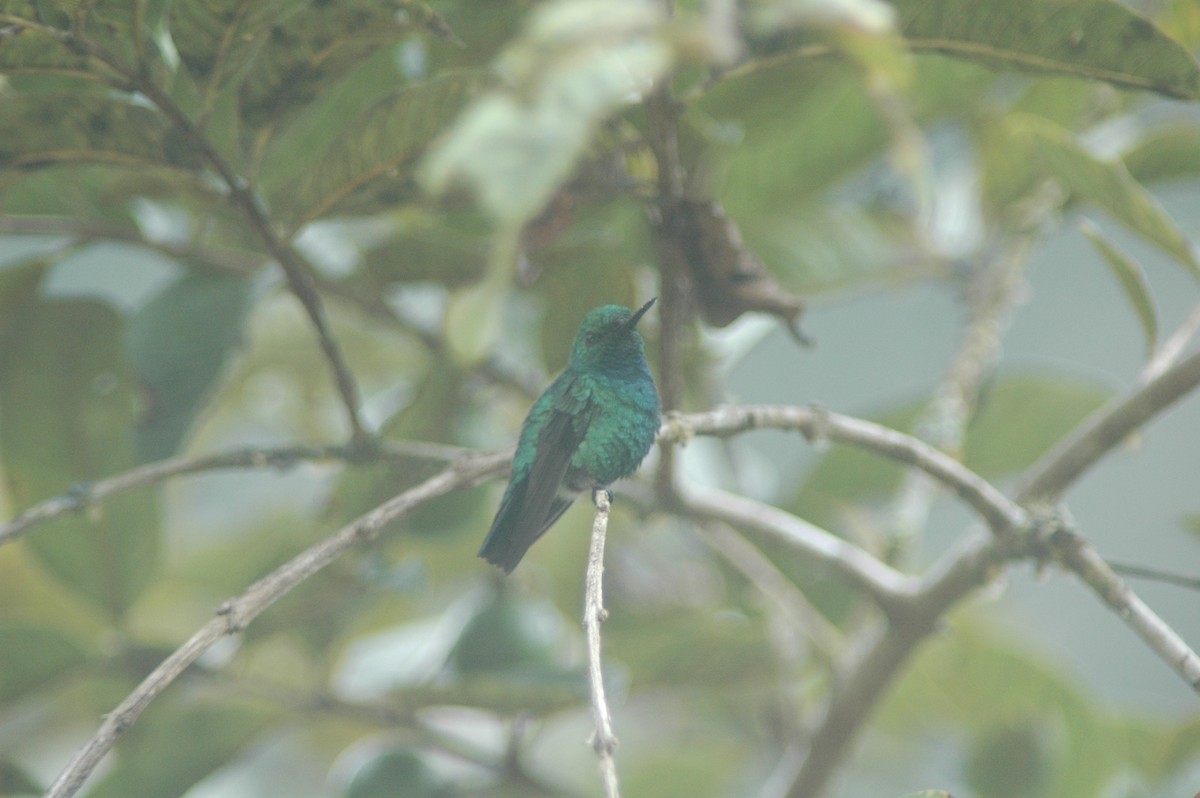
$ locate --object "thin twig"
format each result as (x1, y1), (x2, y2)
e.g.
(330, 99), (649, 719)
(1110, 560), (1200, 592)
(1017, 348), (1200, 503)
(1048, 524), (1200, 689)
(0, 440), (468, 547)
(43, 451), (509, 798)
(696, 521), (843, 664)
(584, 489), (621, 798)
(887, 253), (1027, 561)
(679, 486), (918, 617)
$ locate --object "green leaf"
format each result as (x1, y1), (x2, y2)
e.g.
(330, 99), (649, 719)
(0, 278), (160, 617)
(894, 0), (1200, 99)
(0, 623), (88, 704)
(981, 114), (1200, 279)
(1079, 219), (1158, 359)
(964, 372), (1111, 478)
(0, 93), (182, 171)
(422, 0), (669, 225)
(444, 278), (509, 365)
(449, 591), (566, 676)
(345, 748), (448, 798)
(0, 759), (43, 796)
(273, 71), (491, 228)
(965, 722), (1050, 798)
(87, 700), (274, 798)
(125, 268), (253, 461)
(792, 371), (1111, 524)
(1122, 126), (1200, 186)
(0, 16), (93, 78)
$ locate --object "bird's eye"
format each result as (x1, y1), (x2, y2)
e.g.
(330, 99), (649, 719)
(583, 331), (599, 345)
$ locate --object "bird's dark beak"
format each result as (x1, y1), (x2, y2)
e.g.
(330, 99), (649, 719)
(623, 297), (657, 332)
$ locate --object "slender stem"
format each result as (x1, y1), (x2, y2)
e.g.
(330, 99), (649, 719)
(43, 451), (509, 798)
(585, 489), (621, 798)
(0, 440), (468, 547)
(1017, 349), (1200, 503)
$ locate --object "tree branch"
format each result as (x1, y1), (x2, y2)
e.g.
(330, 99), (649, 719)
(1017, 348), (1200, 503)
(43, 450), (509, 798)
(678, 486), (918, 617)
(585, 489), (621, 798)
(0, 439), (467, 547)
(665, 405), (1026, 534)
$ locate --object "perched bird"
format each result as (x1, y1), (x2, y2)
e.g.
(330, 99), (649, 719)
(479, 299), (660, 573)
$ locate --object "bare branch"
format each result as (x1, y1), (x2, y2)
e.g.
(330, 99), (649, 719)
(1049, 523), (1200, 690)
(43, 451), (509, 798)
(50, 29), (368, 440)
(585, 489), (621, 798)
(679, 486), (918, 616)
(1017, 348), (1200, 503)
(0, 440), (468, 547)
(665, 405), (1027, 534)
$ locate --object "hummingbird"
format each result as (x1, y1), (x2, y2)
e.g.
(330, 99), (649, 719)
(479, 299), (660, 573)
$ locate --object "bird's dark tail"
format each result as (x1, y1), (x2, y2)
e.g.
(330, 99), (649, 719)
(478, 479), (574, 573)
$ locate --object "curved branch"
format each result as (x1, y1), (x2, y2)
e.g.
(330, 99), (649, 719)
(678, 486), (918, 617)
(1017, 348), (1200, 503)
(43, 451), (509, 798)
(665, 405), (1027, 534)
(0, 440), (467, 547)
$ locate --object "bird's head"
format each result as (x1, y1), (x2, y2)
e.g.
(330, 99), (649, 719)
(567, 298), (656, 374)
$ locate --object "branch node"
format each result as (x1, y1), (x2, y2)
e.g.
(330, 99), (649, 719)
(802, 403), (833, 450)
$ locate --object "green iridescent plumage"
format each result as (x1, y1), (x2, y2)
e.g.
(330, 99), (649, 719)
(479, 300), (660, 573)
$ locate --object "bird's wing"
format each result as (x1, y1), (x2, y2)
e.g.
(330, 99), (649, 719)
(478, 406), (586, 573)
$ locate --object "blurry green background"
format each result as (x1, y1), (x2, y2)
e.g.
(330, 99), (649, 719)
(2, 0), (1200, 797)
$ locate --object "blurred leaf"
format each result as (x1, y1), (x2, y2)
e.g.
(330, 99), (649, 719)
(964, 372), (1111, 477)
(449, 591), (566, 676)
(980, 114), (1200, 279)
(444, 277), (509, 365)
(0, 278), (159, 617)
(87, 700), (274, 798)
(1079, 219), (1157, 359)
(0, 15), (92, 78)
(965, 721), (1050, 798)
(900, 793), (954, 798)
(0, 93), (182, 171)
(423, 0), (669, 225)
(1122, 125), (1200, 185)
(345, 747), (448, 798)
(793, 371), (1110, 524)
(125, 268), (253, 461)
(607, 611), (779, 688)
(0, 623), (88, 704)
(0, 759), (42, 796)
(359, 208), (491, 289)
(702, 54), (989, 224)
(894, 0), (1200, 99)
(278, 71), (491, 228)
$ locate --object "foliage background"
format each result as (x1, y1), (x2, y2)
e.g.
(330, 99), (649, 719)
(2, 0), (1200, 797)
